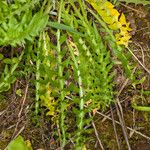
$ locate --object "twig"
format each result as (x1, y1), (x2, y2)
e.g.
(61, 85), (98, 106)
(106, 67), (136, 149)
(115, 65), (137, 149)
(18, 83), (29, 118)
(13, 126), (25, 140)
(133, 42), (145, 65)
(127, 47), (150, 75)
(118, 67), (137, 97)
(11, 83), (28, 139)
(110, 106), (121, 150)
(102, 67), (136, 121)
(136, 27), (148, 32)
(0, 109), (7, 116)
(115, 100), (131, 150)
(120, 3), (144, 14)
(89, 113), (105, 150)
(96, 111), (150, 141)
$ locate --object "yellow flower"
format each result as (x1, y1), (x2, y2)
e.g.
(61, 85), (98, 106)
(109, 22), (121, 30)
(109, 9), (120, 21)
(101, 1), (114, 9)
(119, 13), (127, 25)
(86, 0), (132, 46)
(116, 33), (131, 47)
(102, 15), (115, 24)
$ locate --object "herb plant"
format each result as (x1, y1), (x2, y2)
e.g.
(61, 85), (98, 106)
(0, 0), (148, 149)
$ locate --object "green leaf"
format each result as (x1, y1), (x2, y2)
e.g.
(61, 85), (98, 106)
(0, 1), (49, 46)
(16, 89), (22, 96)
(0, 53), (4, 60)
(132, 76), (146, 88)
(12, 57), (19, 63)
(3, 58), (12, 64)
(48, 21), (84, 36)
(142, 90), (150, 95)
(7, 136), (32, 150)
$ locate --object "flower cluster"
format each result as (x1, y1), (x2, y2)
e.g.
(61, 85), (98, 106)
(115, 13), (132, 46)
(86, 0), (132, 47)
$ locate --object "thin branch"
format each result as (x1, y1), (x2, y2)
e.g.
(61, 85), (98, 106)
(89, 113), (105, 150)
(102, 67), (136, 122)
(18, 84), (29, 118)
(127, 47), (150, 75)
(115, 100), (131, 150)
(11, 83), (28, 139)
(120, 3), (145, 14)
(110, 106), (121, 150)
(96, 111), (150, 140)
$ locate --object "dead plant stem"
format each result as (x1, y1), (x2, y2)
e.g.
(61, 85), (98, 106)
(11, 83), (28, 139)
(97, 111), (150, 140)
(89, 113), (105, 150)
(110, 106), (121, 150)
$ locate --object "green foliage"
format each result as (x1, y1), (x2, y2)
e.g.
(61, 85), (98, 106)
(0, 0), (49, 46)
(132, 93), (150, 112)
(87, 5), (133, 79)
(0, 51), (24, 92)
(48, 21), (84, 36)
(0, 0), (50, 93)
(0, 54), (4, 60)
(35, 32), (58, 117)
(0, 0), (146, 149)
(59, 1), (115, 148)
(7, 136), (32, 150)
(118, 0), (150, 5)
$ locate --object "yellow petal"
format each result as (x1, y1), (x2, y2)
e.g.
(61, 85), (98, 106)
(101, 1), (114, 9)
(102, 16), (115, 24)
(119, 13), (127, 25)
(116, 35), (131, 47)
(110, 9), (119, 16)
(109, 22), (121, 30)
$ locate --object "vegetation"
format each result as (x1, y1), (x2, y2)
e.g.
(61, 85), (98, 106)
(0, 0), (150, 149)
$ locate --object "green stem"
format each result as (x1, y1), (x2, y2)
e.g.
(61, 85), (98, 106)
(87, 8), (115, 41)
(57, 0), (66, 148)
(78, 0), (87, 22)
(132, 104), (150, 112)
(67, 42), (84, 149)
(35, 38), (41, 115)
